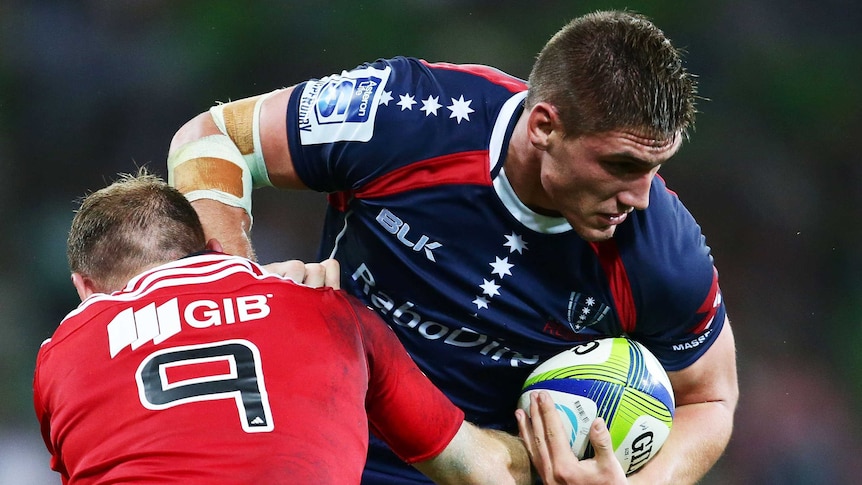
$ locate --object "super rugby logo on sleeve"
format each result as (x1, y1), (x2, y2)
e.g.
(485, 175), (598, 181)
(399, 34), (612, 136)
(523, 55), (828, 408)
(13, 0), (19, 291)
(297, 65), (392, 145)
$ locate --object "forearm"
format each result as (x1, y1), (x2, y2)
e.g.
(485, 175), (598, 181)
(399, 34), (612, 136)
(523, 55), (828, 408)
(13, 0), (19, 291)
(628, 399), (735, 485)
(414, 423), (532, 485)
(478, 427), (533, 485)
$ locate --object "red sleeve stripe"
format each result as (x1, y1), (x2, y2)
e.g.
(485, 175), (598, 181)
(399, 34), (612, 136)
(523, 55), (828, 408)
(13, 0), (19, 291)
(590, 240), (637, 333)
(353, 150), (491, 199)
(690, 267), (722, 334)
(420, 60), (528, 93)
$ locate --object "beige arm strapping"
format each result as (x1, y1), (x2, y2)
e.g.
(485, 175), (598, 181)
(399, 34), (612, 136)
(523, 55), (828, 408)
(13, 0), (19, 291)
(167, 90), (282, 225)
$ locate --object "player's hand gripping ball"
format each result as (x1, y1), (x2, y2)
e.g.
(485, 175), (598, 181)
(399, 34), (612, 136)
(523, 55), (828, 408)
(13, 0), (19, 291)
(518, 337), (674, 474)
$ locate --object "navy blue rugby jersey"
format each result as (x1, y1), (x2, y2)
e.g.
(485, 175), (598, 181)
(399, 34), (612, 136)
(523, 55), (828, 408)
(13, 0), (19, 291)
(287, 56), (726, 483)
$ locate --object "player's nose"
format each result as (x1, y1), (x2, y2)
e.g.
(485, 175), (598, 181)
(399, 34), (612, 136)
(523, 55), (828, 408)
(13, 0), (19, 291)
(618, 173), (653, 210)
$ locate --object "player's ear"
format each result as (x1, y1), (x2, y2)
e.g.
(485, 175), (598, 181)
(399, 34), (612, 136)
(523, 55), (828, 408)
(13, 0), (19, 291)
(205, 238), (224, 253)
(71, 273), (98, 301)
(526, 102), (560, 151)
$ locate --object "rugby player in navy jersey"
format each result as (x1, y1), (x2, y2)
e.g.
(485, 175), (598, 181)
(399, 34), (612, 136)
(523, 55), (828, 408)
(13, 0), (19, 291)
(167, 10), (738, 485)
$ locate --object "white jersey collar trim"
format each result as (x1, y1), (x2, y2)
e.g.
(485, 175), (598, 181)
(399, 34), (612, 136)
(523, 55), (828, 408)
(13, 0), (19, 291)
(489, 91), (572, 234)
(489, 91), (527, 174)
(493, 167), (573, 234)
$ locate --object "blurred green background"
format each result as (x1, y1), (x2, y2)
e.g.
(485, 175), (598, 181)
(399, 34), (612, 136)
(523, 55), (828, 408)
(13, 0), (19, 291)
(1, 1), (860, 483)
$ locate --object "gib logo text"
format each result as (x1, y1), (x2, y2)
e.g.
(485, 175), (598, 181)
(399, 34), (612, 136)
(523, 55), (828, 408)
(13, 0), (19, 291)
(108, 295), (271, 357)
(185, 295), (270, 327)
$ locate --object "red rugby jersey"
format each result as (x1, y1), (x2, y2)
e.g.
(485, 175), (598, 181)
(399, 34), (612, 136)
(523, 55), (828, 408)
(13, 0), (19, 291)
(34, 253), (462, 484)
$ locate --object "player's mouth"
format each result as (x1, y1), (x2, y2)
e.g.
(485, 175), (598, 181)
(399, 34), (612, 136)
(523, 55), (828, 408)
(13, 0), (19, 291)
(597, 211), (629, 226)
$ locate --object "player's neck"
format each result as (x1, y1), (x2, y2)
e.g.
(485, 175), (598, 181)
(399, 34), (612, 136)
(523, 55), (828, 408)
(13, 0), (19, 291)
(505, 122), (558, 216)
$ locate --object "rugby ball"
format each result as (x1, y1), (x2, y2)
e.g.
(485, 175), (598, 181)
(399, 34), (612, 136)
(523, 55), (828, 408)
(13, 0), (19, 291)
(518, 337), (674, 474)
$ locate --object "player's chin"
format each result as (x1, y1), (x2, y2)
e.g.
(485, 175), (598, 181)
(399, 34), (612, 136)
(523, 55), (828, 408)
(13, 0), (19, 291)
(574, 223), (618, 242)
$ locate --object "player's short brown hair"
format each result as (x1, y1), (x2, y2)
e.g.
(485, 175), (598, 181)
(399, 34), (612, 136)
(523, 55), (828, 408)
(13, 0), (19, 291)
(526, 10), (697, 140)
(67, 168), (206, 292)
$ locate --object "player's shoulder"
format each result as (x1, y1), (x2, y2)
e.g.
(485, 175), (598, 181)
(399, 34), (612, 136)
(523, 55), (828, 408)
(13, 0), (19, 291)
(331, 290), (396, 337)
(613, 178), (723, 353)
(329, 290), (379, 322)
(418, 59), (527, 92)
(620, 176), (715, 284)
(365, 56), (527, 93)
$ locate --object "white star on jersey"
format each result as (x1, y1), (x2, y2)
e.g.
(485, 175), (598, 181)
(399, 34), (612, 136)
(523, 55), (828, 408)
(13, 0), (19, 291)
(379, 90), (393, 106)
(472, 296), (489, 310)
(421, 95), (442, 116)
(490, 257), (514, 278)
(397, 93), (417, 111)
(503, 232), (527, 254)
(480, 279), (501, 297)
(447, 95), (474, 123)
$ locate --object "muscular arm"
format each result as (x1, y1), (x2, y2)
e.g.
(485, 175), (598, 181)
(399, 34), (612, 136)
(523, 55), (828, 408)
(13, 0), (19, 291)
(167, 87), (306, 258)
(414, 421), (533, 485)
(629, 319), (738, 485)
